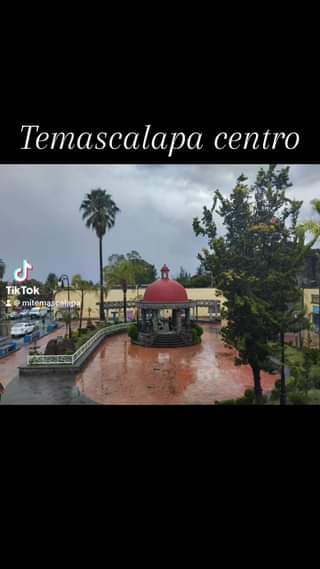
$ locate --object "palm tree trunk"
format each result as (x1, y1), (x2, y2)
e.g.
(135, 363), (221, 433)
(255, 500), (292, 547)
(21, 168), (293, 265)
(123, 286), (127, 323)
(99, 236), (105, 321)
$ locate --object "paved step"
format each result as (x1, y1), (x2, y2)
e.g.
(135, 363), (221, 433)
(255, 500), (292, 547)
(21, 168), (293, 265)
(152, 334), (187, 347)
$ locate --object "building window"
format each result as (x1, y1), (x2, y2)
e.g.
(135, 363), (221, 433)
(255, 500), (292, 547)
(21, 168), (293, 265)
(311, 295), (320, 304)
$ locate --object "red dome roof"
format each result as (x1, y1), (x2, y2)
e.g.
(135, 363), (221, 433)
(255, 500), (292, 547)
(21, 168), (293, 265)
(143, 265), (188, 303)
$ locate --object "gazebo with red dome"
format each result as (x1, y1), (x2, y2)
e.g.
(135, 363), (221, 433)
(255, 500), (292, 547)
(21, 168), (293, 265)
(136, 264), (196, 347)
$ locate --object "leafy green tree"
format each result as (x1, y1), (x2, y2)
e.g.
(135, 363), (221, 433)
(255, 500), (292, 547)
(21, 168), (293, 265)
(80, 189), (120, 321)
(176, 266), (211, 288)
(19, 278), (47, 304)
(193, 165), (314, 404)
(190, 274), (211, 287)
(45, 273), (58, 293)
(104, 259), (136, 322)
(126, 250), (142, 262)
(284, 344), (320, 403)
(129, 255), (157, 284)
(176, 267), (191, 286)
(106, 251), (157, 285)
(108, 254), (126, 266)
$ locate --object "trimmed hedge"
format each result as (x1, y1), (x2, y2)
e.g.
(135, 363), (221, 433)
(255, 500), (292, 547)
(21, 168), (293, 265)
(128, 323), (139, 341)
(192, 322), (203, 344)
(192, 322), (203, 335)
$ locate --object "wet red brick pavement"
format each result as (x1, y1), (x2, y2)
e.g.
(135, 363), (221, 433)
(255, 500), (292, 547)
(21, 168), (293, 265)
(76, 325), (277, 404)
(0, 326), (66, 388)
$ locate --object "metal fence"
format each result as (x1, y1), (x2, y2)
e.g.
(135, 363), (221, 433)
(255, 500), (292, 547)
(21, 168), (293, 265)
(27, 323), (129, 366)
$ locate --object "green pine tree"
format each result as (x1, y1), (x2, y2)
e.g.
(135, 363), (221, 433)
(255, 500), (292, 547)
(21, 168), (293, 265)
(193, 165), (315, 404)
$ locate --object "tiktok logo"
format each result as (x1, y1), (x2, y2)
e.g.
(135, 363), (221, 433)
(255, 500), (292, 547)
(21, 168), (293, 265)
(13, 259), (33, 283)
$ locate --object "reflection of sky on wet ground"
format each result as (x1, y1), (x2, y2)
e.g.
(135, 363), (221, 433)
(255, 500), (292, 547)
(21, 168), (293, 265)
(1, 373), (95, 404)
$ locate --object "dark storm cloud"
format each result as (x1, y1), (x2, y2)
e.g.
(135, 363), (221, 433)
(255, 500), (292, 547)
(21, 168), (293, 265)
(0, 164), (319, 282)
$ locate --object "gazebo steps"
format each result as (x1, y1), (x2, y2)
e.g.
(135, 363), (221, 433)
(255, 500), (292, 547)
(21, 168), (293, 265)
(152, 334), (187, 348)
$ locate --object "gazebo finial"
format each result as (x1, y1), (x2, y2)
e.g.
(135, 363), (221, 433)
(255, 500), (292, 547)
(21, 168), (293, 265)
(160, 264), (170, 280)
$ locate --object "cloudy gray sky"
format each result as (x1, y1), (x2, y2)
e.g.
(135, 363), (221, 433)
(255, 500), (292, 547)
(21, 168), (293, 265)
(0, 164), (319, 283)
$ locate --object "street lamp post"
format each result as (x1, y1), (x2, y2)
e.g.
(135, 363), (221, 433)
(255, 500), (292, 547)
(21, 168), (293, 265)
(58, 274), (72, 339)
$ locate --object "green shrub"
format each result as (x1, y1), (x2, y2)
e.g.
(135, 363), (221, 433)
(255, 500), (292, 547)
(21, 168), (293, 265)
(260, 394), (268, 405)
(192, 328), (201, 344)
(235, 396), (252, 405)
(288, 390), (310, 405)
(216, 390), (268, 405)
(192, 323), (203, 337)
(270, 389), (279, 401)
(243, 388), (255, 403)
(310, 366), (320, 388)
(128, 323), (139, 341)
(286, 378), (297, 392)
(237, 392), (268, 405)
(78, 327), (88, 335)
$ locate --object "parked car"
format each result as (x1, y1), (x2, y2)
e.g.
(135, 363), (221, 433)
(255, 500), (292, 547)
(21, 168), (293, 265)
(30, 307), (48, 319)
(11, 322), (36, 337)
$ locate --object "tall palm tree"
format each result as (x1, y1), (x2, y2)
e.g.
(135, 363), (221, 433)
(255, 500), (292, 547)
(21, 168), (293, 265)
(80, 189), (120, 321)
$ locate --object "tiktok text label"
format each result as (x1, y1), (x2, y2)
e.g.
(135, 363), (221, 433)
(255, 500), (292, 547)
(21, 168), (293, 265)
(6, 285), (40, 295)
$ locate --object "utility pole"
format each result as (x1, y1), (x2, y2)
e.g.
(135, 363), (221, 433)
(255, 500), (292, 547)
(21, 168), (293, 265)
(59, 274), (72, 339)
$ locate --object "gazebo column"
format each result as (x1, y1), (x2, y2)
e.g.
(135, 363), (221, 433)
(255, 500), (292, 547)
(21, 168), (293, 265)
(141, 308), (146, 331)
(185, 307), (190, 328)
(172, 310), (176, 331)
(152, 309), (159, 332)
(176, 310), (182, 333)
